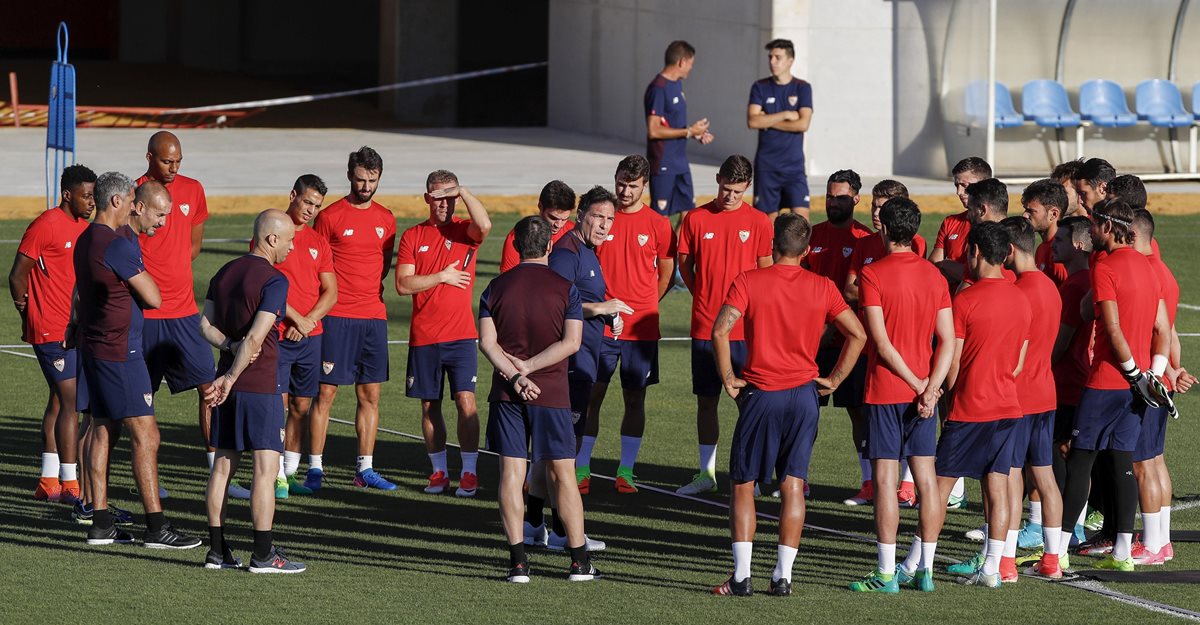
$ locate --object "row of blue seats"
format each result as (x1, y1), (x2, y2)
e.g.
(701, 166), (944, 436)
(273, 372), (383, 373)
(966, 79), (1200, 129)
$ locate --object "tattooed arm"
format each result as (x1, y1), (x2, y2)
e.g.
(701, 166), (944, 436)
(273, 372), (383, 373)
(711, 304), (746, 399)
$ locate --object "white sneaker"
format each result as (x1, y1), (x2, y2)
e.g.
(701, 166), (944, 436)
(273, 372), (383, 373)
(228, 480), (251, 500)
(965, 526), (986, 542)
(523, 522), (548, 547)
(547, 531), (606, 552)
(676, 473), (717, 495)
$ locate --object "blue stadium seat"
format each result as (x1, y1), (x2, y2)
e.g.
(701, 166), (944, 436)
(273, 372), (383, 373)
(964, 80), (1024, 128)
(1079, 79), (1138, 127)
(1021, 80), (1081, 128)
(1192, 83), (1200, 120)
(1135, 79), (1192, 127)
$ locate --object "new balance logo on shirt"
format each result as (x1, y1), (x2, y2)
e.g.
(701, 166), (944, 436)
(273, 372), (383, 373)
(418, 245), (430, 253)
(343, 229), (354, 236)
(703, 233), (715, 240)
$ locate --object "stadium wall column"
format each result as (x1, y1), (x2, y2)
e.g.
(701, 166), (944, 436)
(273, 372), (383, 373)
(893, 0), (954, 177)
(377, 0), (459, 126)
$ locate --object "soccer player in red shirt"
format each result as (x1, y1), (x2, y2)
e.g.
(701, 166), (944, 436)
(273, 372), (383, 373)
(1000, 217), (1065, 580)
(274, 176), (337, 496)
(396, 170), (492, 497)
(1021, 179), (1069, 286)
(310, 147), (398, 490)
(498, 181), (575, 273)
(804, 169), (873, 504)
(579, 155), (676, 494)
(1107, 175), (1162, 261)
(136, 132), (220, 490)
(710, 213), (865, 596)
(1070, 157), (1115, 215)
(675, 155), (772, 495)
(929, 157), (990, 281)
(10, 165), (95, 504)
(1059, 199), (1172, 571)
(847, 197), (953, 594)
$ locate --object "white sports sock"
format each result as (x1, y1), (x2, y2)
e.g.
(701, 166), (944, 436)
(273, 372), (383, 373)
(900, 460), (914, 485)
(283, 451), (301, 476)
(1029, 500), (1043, 525)
(576, 435), (597, 467)
(732, 541), (753, 582)
(983, 539), (1004, 575)
(619, 436), (642, 469)
(60, 463), (78, 482)
(951, 477), (965, 498)
(356, 455), (373, 472)
(877, 542), (896, 575)
(900, 535), (922, 574)
(1003, 529), (1018, 558)
(1114, 532), (1134, 561)
(1141, 511), (1163, 552)
(1058, 529), (1073, 558)
(977, 524), (989, 557)
(699, 444), (717, 477)
(921, 542), (938, 572)
(428, 450), (447, 474)
(859, 456), (872, 482)
(461, 451), (479, 476)
(1043, 526), (1061, 558)
(206, 451), (216, 471)
(773, 544), (798, 582)
(1162, 506), (1172, 544)
(40, 452), (59, 479)
(277, 456), (286, 480)
(309, 454), (323, 471)
(1076, 508), (1087, 527)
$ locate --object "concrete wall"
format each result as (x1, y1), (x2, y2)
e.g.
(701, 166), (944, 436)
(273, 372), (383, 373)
(378, 0), (458, 126)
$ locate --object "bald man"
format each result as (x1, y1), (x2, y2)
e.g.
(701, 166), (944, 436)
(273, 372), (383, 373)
(136, 131), (224, 493)
(198, 209), (304, 573)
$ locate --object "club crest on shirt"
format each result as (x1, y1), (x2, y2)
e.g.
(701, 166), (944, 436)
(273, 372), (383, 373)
(143, 393), (153, 407)
(375, 227), (385, 239)
(842, 247), (853, 258)
(788, 95), (799, 106)
(179, 203), (190, 216)
(637, 234), (649, 246)
(444, 239), (452, 251)
(309, 248), (318, 260)
(657, 199), (668, 211)
(738, 230), (750, 243)
(343, 229), (354, 236)
(322, 361), (334, 374)
(53, 358), (65, 372)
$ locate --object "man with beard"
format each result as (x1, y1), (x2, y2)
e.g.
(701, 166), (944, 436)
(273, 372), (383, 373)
(498, 181), (575, 273)
(1021, 179), (1069, 287)
(747, 38), (813, 221)
(929, 157), (991, 288)
(1070, 158), (1116, 215)
(1051, 160), (1084, 217)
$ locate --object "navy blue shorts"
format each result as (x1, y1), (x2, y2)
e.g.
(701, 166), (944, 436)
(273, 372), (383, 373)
(211, 391), (285, 452)
(596, 337), (660, 389)
(866, 402), (937, 460)
(1072, 388), (1140, 452)
(650, 171), (694, 216)
(1022, 411), (1055, 468)
(569, 378), (592, 437)
(143, 315), (217, 394)
(753, 168), (811, 214)
(1134, 398), (1170, 462)
(691, 339), (746, 397)
(486, 401), (576, 463)
(816, 347), (866, 408)
(730, 383), (820, 483)
(568, 332), (602, 385)
(33, 342), (76, 386)
(1008, 413), (1033, 469)
(77, 354), (155, 421)
(1054, 404), (1076, 444)
(935, 419), (1019, 480)
(320, 316), (389, 385)
(277, 335), (321, 398)
(405, 339), (477, 400)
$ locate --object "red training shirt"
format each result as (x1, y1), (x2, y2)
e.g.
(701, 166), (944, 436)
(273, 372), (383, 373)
(1088, 247), (1162, 390)
(499, 220), (574, 273)
(933, 211), (971, 263)
(847, 232), (928, 286)
(273, 225), (334, 337)
(804, 219), (873, 291)
(313, 198), (396, 320)
(396, 217), (481, 346)
(1035, 238), (1069, 287)
(1052, 269), (1093, 406)
(596, 205), (676, 341)
(16, 207), (90, 344)
(1014, 270), (1061, 414)
(949, 277), (1031, 422)
(136, 174), (208, 319)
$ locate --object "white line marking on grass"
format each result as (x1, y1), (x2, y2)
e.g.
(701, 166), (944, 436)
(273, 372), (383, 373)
(0, 349), (36, 359)
(1179, 303), (1200, 311)
(331, 417), (1200, 621)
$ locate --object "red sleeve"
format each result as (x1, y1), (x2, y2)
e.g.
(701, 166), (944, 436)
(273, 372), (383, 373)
(937, 279), (952, 310)
(755, 214), (772, 258)
(953, 294), (968, 339)
(676, 212), (694, 256)
(724, 272), (750, 312)
(313, 211), (333, 240)
(656, 217), (676, 259)
(914, 234), (928, 258)
(499, 230), (520, 273)
(825, 277), (851, 321)
(317, 236), (334, 273)
(193, 181), (209, 225)
(16, 218), (45, 260)
(1092, 262), (1117, 303)
(859, 266), (882, 308)
(381, 219), (397, 258)
(933, 219), (950, 251)
(396, 228), (417, 266)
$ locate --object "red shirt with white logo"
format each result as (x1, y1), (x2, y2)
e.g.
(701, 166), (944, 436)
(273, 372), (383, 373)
(677, 201), (772, 341)
(17, 207), (90, 344)
(396, 217), (481, 346)
(804, 219), (873, 291)
(1053, 270), (1093, 406)
(1088, 247), (1161, 390)
(847, 233), (928, 286)
(313, 198), (396, 320)
(1015, 270), (1061, 414)
(1148, 254), (1179, 391)
(273, 225), (334, 336)
(950, 277), (1031, 422)
(499, 220), (574, 273)
(595, 205), (676, 341)
(1035, 239), (1068, 287)
(934, 211), (971, 263)
(136, 174), (208, 319)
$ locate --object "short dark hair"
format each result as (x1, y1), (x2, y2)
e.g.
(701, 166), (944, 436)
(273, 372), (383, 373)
(878, 197), (921, 245)
(999, 216), (1037, 256)
(1091, 198), (1136, 244)
(827, 169), (862, 194)
(615, 155), (650, 183)
(764, 38), (794, 58)
(347, 146), (383, 174)
(774, 212), (811, 257)
(1059, 215), (1093, 251)
(966, 178), (1009, 216)
(1051, 159), (1084, 182)
(513, 215), (552, 260)
(1021, 178), (1067, 213)
(1131, 208), (1155, 240)
(1106, 174), (1146, 210)
(664, 40), (696, 66)
(292, 174), (328, 197)
(1072, 157), (1115, 187)
(871, 179), (909, 201)
(539, 180), (575, 212)
(718, 155), (754, 184)
(577, 185), (616, 216)
(60, 164), (97, 192)
(952, 157), (992, 179)
(425, 169), (459, 191)
(968, 221), (1011, 265)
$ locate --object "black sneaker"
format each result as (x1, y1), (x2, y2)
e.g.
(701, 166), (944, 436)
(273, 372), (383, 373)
(568, 560), (600, 582)
(249, 546), (306, 574)
(72, 501), (94, 526)
(109, 504), (136, 526)
(144, 522), (202, 550)
(86, 524), (134, 545)
(712, 575), (753, 596)
(506, 562), (531, 583)
(768, 578), (792, 596)
(204, 547), (244, 570)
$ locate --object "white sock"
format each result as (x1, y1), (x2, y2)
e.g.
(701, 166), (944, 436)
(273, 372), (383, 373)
(921, 542), (938, 572)
(1076, 507), (1087, 527)
(619, 436), (642, 469)
(309, 454), (323, 471)
(60, 463), (78, 482)
(1003, 529), (1018, 558)
(461, 451), (479, 476)
(428, 450), (447, 474)
(1162, 506), (1172, 544)
(1141, 511), (1163, 552)
(206, 451), (216, 471)
(283, 451), (301, 476)
(877, 542), (896, 575)
(699, 444), (717, 477)
(859, 456), (872, 483)
(900, 535), (922, 574)
(1029, 500), (1043, 525)
(773, 544), (798, 582)
(983, 539), (1004, 575)
(978, 524), (989, 557)
(1114, 532), (1134, 561)
(951, 477), (965, 498)
(40, 452), (60, 479)
(1044, 526), (1061, 558)
(901, 460), (914, 485)
(577, 435), (597, 467)
(1058, 529), (1073, 558)
(732, 541), (753, 581)
(277, 456), (286, 480)
(357, 455), (373, 472)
